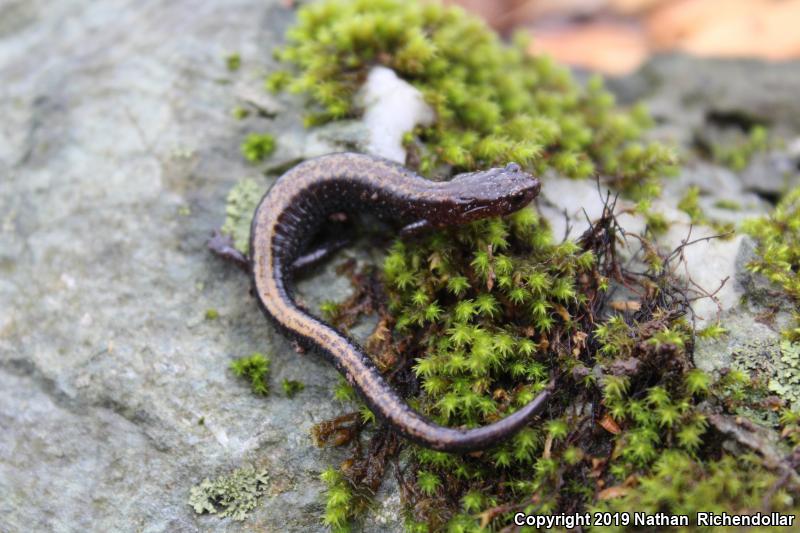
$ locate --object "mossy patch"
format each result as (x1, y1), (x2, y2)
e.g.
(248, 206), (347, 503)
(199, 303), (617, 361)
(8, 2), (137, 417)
(230, 352), (271, 396)
(282, 379), (305, 398)
(241, 133), (276, 163)
(743, 186), (800, 339)
(268, 0), (676, 197)
(712, 125), (771, 171)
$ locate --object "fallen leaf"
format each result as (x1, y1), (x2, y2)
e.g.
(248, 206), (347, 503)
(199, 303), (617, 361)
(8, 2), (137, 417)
(598, 485), (630, 500)
(599, 413), (622, 434)
(610, 300), (641, 311)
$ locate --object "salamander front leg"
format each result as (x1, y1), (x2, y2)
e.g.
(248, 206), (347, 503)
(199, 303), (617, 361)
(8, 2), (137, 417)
(207, 231), (250, 272)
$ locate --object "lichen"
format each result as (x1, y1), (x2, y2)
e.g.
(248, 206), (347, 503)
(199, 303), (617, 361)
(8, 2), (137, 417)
(770, 341), (800, 409)
(230, 352), (270, 396)
(189, 465), (270, 521)
(220, 177), (263, 254)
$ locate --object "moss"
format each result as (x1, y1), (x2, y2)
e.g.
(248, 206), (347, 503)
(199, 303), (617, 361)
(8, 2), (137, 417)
(230, 353), (270, 396)
(226, 53), (241, 72)
(282, 379), (305, 398)
(189, 465), (270, 521)
(714, 199), (742, 211)
(743, 186), (800, 339)
(270, 0), (675, 197)
(320, 466), (369, 532)
(678, 185), (703, 223)
(205, 308), (219, 320)
(241, 133), (276, 163)
(677, 185), (736, 235)
(592, 452), (796, 532)
(220, 178), (263, 254)
(232, 106), (250, 120)
(713, 125), (770, 171)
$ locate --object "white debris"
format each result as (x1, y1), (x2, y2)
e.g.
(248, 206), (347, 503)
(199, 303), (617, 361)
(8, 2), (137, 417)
(357, 66), (435, 163)
(537, 175), (746, 327)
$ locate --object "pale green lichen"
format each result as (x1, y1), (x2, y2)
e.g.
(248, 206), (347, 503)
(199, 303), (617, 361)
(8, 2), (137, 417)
(189, 465), (270, 521)
(770, 341), (800, 409)
(731, 338), (800, 412)
(220, 178), (263, 254)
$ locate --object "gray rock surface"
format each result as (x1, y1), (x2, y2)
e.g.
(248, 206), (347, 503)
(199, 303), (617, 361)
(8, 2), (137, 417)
(1, 1), (800, 532)
(0, 1), (381, 531)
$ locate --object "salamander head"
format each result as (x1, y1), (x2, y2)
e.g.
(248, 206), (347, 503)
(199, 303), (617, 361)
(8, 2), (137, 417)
(440, 162), (541, 223)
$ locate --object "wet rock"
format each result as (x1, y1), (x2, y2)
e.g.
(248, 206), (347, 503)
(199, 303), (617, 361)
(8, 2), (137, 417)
(1, 0), (799, 530)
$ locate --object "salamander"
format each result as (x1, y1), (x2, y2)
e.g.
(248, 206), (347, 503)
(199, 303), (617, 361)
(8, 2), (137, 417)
(249, 152), (553, 452)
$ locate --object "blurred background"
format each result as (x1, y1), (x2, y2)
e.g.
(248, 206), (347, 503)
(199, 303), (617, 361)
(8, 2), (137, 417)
(445, 0), (800, 74)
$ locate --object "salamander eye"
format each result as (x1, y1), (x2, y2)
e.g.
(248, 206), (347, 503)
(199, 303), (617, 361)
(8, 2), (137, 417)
(505, 162), (521, 173)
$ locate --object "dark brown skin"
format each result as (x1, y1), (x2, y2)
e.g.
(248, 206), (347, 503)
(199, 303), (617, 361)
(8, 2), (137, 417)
(250, 152), (552, 452)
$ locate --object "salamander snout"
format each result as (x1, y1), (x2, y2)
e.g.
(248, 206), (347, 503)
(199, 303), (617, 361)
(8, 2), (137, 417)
(446, 163), (541, 222)
(494, 163), (541, 210)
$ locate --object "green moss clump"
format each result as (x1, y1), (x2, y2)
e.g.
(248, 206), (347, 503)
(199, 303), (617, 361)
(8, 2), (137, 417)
(269, 0), (675, 196)
(592, 451), (795, 532)
(714, 199), (741, 211)
(226, 53), (242, 72)
(713, 125), (770, 171)
(205, 308), (219, 320)
(282, 379), (305, 398)
(320, 467), (368, 532)
(677, 185), (734, 235)
(241, 133), (276, 163)
(232, 106), (250, 120)
(189, 465), (270, 521)
(221, 178), (263, 254)
(678, 185), (703, 223)
(230, 353), (271, 396)
(743, 186), (800, 339)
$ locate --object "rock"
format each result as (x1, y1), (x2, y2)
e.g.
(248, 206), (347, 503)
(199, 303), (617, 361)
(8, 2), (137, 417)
(609, 54), (800, 135)
(357, 66), (435, 164)
(537, 166), (756, 328)
(740, 150), (800, 196)
(0, 0), (400, 531)
(0, 0), (798, 530)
